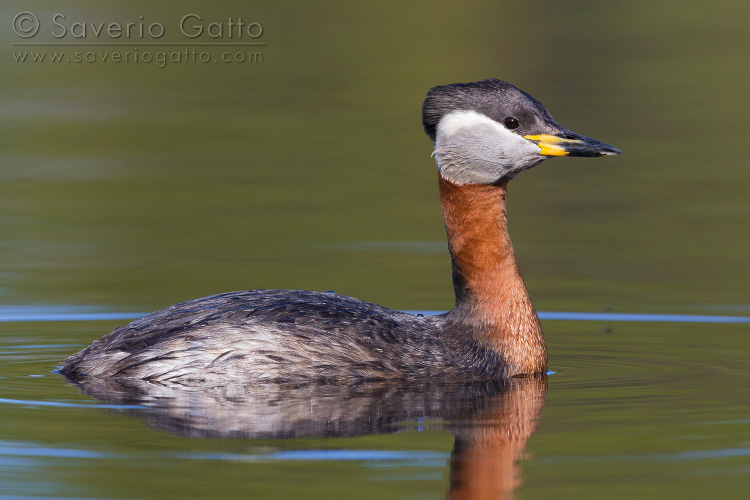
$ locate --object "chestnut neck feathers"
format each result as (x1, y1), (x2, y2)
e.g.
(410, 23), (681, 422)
(438, 174), (547, 376)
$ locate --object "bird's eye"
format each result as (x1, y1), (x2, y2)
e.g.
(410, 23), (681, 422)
(503, 117), (519, 129)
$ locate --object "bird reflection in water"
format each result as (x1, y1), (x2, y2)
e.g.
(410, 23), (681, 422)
(64, 375), (546, 499)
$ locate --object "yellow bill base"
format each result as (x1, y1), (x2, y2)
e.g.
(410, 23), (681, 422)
(524, 134), (583, 157)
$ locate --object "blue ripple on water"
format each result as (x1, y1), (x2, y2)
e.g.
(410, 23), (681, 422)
(1, 305), (749, 324)
(180, 449), (450, 462)
(0, 440), (114, 459)
(410, 310), (750, 324)
(0, 398), (145, 410)
(536, 311), (750, 323)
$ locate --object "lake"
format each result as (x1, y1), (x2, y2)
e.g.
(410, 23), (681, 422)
(2, 1), (749, 498)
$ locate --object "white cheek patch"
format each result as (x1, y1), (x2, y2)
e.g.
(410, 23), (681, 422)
(436, 110), (516, 143)
(432, 110), (543, 185)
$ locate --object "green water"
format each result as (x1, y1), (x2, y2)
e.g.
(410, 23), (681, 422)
(2, 0), (749, 498)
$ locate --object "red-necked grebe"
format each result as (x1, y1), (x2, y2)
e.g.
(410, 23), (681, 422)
(60, 79), (621, 384)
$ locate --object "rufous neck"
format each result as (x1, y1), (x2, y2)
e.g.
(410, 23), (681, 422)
(438, 174), (546, 375)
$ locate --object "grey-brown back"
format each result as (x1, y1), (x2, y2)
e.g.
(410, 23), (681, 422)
(60, 289), (505, 385)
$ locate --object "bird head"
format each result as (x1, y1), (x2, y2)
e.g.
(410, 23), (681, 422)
(422, 79), (622, 185)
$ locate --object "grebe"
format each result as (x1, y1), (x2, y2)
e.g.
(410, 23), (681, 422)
(60, 79), (621, 384)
